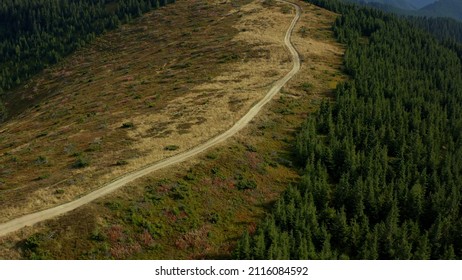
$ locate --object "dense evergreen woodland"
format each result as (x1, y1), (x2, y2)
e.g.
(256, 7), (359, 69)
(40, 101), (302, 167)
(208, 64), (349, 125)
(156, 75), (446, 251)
(0, 0), (175, 121)
(409, 17), (462, 44)
(235, 0), (462, 259)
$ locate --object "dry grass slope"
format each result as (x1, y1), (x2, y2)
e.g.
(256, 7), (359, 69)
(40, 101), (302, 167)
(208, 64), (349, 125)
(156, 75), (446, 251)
(0, 0), (261, 221)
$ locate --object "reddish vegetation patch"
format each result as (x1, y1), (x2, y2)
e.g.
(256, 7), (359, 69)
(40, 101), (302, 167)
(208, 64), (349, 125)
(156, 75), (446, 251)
(175, 225), (211, 252)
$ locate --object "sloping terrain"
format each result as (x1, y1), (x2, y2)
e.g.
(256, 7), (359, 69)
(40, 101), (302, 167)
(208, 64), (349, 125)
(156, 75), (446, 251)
(236, 0), (462, 260)
(0, 0), (296, 221)
(0, 0), (345, 259)
(0, 0), (302, 238)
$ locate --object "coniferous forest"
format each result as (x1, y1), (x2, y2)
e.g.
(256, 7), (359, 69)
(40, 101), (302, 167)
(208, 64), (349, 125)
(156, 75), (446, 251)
(0, 0), (175, 122)
(409, 17), (462, 44)
(235, 0), (462, 259)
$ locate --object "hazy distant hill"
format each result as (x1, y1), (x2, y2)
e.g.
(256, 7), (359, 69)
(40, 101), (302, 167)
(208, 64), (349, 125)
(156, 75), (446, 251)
(344, 0), (436, 10)
(409, 0), (438, 9)
(419, 0), (462, 20)
(362, 0), (415, 10)
(343, 0), (461, 21)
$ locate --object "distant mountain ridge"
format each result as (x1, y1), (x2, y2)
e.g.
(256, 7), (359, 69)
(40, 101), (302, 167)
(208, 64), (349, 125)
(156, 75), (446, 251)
(353, 1), (416, 10)
(344, 0), (436, 10)
(408, 0), (438, 9)
(420, 0), (462, 20)
(343, 0), (462, 21)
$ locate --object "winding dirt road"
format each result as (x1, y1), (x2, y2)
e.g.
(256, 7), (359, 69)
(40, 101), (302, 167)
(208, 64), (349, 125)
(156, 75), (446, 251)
(0, 0), (301, 237)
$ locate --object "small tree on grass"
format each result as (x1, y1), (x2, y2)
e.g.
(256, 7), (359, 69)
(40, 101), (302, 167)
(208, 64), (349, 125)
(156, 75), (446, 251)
(237, 178), (257, 190)
(73, 154), (90, 168)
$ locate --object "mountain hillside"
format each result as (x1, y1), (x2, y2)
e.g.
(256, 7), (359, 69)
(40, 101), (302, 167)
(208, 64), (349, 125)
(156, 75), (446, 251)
(0, 0), (176, 122)
(236, 0), (462, 260)
(0, 0), (347, 259)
